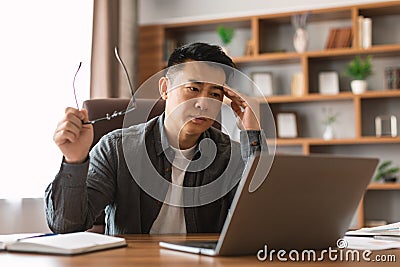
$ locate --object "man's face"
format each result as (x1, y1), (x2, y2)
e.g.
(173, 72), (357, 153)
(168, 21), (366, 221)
(162, 62), (226, 137)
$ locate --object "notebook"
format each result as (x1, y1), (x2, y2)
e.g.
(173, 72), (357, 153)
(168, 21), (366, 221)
(0, 232), (127, 255)
(159, 153), (378, 256)
(346, 221), (400, 240)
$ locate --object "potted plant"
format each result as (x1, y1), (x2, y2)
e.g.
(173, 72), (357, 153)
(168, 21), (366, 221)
(374, 160), (399, 183)
(344, 55), (372, 94)
(217, 25), (234, 55)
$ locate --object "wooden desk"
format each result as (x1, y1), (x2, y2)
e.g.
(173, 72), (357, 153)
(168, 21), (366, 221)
(1, 235), (399, 266)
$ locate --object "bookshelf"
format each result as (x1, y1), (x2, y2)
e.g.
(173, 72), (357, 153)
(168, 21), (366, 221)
(138, 1), (400, 228)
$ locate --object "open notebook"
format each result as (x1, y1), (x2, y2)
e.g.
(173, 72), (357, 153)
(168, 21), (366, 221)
(0, 232), (126, 255)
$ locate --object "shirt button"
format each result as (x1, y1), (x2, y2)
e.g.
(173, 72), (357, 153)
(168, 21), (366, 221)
(251, 141), (259, 146)
(165, 167), (171, 173)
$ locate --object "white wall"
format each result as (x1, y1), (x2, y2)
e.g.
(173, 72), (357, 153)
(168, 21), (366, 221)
(139, 0), (390, 25)
(0, 198), (51, 234)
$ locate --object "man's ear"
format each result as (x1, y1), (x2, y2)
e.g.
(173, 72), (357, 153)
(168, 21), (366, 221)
(159, 77), (168, 100)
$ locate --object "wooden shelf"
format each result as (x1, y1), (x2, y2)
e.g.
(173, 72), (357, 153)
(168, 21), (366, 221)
(270, 137), (400, 146)
(359, 90), (400, 99)
(164, 17), (252, 30)
(307, 44), (400, 59)
(234, 52), (301, 65)
(368, 183), (400, 190)
(255, 90), (400, 104)
(259, 92), (354, 103)
(234, 44), (400, 65)
(139, 1), (400, 229)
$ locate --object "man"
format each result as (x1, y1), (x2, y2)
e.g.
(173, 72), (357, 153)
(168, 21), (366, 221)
(46, 42), (265, 235)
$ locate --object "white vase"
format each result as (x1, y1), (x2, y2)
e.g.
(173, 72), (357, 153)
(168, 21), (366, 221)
(351, 80), (367, 94)
(293, 28), (308, 53)
(323, 124), (334, 140)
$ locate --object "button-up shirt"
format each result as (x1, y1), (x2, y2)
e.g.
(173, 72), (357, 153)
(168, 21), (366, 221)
(45, 114), (264, 235)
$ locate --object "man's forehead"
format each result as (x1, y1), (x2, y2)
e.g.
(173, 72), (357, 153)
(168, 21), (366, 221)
(168, 62), (226, 85)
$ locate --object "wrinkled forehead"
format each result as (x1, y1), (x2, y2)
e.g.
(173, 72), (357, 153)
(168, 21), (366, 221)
(166, 61), (227, 87)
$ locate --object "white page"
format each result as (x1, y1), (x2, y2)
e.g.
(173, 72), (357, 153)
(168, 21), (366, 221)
(344, 236), (400, 250)
(0, 233), (43, 250)
(346, 222), (400, 237)
(16, 232), (124, 249)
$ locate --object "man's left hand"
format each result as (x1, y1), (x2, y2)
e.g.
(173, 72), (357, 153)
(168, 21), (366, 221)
(223, 86), (261, 131)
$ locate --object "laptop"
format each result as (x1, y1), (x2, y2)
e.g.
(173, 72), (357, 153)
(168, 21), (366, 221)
(159, 153), (378, 256)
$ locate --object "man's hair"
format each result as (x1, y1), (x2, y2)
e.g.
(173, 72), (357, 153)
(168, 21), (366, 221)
(167, 42), (236, 81)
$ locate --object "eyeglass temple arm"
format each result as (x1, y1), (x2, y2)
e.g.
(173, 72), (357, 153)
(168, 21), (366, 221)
(73, 62), (82, 109)
(114, 46), (135, 100)
(81, 46), (136, 125)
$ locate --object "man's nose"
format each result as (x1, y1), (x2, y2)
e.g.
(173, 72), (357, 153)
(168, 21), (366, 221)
(194, 97), (210, 111)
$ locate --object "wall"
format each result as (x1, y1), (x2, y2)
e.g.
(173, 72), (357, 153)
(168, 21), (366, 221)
(139, 0), (390, 25)
(0, 198), (51, 234)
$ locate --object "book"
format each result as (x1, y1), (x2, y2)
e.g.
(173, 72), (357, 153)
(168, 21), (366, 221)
(339, 27), (352, 48)
(362, 17), (372, 48)
(396, 68), (400, 89)
(344, 236), (400, 250)
(291, 72), (304, 96)
(0, 232), (127, 255)
(357, 16), (372, 48)
(346, 221), (400, 238)
(344, 222), (400, 250)
(325, 28), (338, 49)
(358, 15), (364, 48)
(384, 67), (400, 90)
(325, 27), (352, 49)
(385, 67), (395, 89)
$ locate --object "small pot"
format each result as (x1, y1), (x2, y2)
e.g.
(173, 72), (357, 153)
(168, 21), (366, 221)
(383, 176), (397, 183)
(351, 80), (367, 94)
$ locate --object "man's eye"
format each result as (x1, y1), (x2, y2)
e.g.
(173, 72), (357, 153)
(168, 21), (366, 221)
(187, 86), (199, 92)
(211, 92), (222, 98)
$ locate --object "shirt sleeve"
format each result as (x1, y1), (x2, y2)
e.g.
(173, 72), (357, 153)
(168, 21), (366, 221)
(45, 134), (119, 233)
(239, 130), (267, 161)
(45, 158), (90, 233)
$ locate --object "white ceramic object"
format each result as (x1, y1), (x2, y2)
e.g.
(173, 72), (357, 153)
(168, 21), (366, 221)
(351, 80), (367, 94)
(323, 124), (334, 140)
(293, 28), (308, 53)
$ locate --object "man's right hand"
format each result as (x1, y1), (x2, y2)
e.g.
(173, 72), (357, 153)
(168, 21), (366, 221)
(53, 107), (94, 164)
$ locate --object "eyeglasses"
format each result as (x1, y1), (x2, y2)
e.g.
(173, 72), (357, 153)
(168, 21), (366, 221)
(73, 46), (136, 125)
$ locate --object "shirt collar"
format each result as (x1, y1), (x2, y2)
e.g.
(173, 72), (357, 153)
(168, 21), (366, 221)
(154, 113), (207, 157)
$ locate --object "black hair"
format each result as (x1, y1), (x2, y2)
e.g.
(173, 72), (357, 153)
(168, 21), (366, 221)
(167, 42), (236, 81)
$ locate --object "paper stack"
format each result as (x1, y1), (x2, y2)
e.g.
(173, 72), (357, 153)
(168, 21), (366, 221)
(345, 222), (400, 250)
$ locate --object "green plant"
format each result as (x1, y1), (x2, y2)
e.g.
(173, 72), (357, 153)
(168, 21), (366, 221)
(344, 55), (373, 80)
(374, 160), (400, 181)
(322, 107), (338, 126)
(217, 25), (235, 45)
(322, 114), (338, 126)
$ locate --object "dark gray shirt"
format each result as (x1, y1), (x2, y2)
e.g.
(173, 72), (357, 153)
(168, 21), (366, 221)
(45, 114), (264, 235)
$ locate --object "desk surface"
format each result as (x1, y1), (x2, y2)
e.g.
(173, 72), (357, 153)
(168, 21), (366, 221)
(1, 234), (399, 266)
